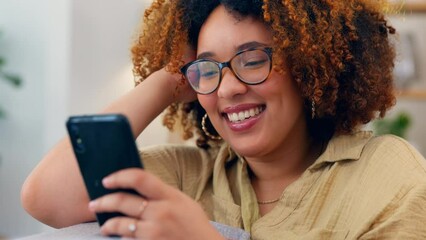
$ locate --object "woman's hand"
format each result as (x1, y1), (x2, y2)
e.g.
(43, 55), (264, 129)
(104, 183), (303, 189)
(88, 168), (224, 240)
(163, 45), (198, 103)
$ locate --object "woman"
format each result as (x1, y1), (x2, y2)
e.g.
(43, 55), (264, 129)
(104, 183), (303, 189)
(22, 0), (426, 239)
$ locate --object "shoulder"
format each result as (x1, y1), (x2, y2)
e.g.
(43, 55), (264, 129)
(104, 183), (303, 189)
(357, 136), (426, 238)
(345, 134), (426, 210)
(323, 133), (426, 236)
(361, 134), (426, 180)
(321, 132), (426, 202)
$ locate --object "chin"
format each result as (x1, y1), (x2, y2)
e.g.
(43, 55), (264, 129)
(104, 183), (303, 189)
(229, 142), (265, 158)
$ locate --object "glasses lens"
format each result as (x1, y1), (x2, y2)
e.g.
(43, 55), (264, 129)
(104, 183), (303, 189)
(185, 61), (220, 94)
(232, 49), (271, 84)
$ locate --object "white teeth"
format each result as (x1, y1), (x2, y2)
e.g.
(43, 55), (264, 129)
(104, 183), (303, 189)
(244, 111), (250, 118)
(227, 107), (263, 123)
(231, 113), (238, 122)
(238, 112), (245, 120)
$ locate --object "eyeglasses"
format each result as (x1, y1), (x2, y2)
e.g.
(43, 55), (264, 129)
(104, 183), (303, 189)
(180, 47), (273, 94)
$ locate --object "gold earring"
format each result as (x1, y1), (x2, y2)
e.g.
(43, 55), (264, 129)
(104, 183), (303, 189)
(201, 114), (222, 140)
(311, 99), (316, 119)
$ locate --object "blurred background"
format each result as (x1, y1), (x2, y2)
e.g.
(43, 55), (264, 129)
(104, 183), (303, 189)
(0, 0), (425, 238)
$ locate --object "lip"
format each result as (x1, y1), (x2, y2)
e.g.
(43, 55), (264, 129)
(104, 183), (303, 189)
(221, 103), (266, 132)
(221, 103), (265, 114)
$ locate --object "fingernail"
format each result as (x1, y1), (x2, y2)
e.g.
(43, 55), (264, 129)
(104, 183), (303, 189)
(102, 177), (112, 186)
(88, 201), (97, 211)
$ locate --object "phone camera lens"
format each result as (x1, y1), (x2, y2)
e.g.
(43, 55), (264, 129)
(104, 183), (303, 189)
(69, 124), (85, 153)
(75, 140), (86, 154)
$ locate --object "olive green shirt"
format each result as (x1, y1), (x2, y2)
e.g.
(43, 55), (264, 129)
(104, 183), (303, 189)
(141, 131), (426, 239)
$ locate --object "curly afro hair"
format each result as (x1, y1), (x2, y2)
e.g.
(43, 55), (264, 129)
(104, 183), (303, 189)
(131, 0), (396, 149)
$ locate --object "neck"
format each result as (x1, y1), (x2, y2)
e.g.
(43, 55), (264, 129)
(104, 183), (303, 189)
(246, 132), (315, 182)
(246, 131), (324, 208)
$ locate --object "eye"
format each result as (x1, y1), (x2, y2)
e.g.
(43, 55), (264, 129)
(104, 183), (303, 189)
(243, 58), (268, 68)
(200, 69), (219, 78)
(236, 50), (269, 69)
(199, 62), (219, 79)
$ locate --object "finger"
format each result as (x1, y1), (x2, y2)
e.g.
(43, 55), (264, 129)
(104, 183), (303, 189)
(102, 168), (172, 200)
(100, 217), (156, 239)
(89, 192), (148, 219)
(100, 216), (139, 238)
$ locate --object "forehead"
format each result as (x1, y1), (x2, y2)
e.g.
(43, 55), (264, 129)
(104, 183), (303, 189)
(197, 5), (272, 56)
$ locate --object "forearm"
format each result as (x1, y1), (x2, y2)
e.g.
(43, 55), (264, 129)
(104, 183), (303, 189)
(101, 68), (178, 137)
(21, 138), (94, 228)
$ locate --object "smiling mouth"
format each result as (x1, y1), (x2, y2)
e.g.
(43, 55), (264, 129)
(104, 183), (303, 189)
(224, 105), (265, 123)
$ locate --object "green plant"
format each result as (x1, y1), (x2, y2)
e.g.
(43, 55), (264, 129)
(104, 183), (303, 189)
(373, 112), (412, 138)
(0, 30), (23, 118)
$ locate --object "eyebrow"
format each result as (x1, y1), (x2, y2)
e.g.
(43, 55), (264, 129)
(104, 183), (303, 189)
(197, 41), (269, 59)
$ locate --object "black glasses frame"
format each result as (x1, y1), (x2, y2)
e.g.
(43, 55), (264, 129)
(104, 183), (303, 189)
(180, 47), (273, 95)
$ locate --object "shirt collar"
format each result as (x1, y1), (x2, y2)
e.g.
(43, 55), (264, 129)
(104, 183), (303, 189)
(308, 131), (374, 170)
(221, 131), (374, 170)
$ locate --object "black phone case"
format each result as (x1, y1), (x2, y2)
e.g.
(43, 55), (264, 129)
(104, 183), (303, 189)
(66, 114), (143, 226)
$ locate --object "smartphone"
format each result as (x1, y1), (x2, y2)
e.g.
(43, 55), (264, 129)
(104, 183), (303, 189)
(66, 113), (143, 226)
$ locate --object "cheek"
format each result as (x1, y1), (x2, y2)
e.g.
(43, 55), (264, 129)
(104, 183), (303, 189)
(197, 95), (216, 114)
(268, 71), (301, 99)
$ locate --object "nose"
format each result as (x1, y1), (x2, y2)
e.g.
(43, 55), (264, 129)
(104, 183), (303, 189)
(217, 68), (248, 98)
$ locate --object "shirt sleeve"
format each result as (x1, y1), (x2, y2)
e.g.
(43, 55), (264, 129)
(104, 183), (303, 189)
(138, 144), (215, 199)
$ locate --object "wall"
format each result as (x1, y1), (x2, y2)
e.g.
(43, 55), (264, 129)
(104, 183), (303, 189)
(68, 0), (166, 148)
(0, 0), (166, 238)
(0, 0), (50, 236)
(388, 13), (426, 155)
